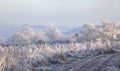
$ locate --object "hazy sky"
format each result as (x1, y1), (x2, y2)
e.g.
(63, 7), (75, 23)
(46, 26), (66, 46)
(0, 0), (120, 27)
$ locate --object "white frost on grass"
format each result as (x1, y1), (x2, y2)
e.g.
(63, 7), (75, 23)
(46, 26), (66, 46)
(0, 42), (119, 71)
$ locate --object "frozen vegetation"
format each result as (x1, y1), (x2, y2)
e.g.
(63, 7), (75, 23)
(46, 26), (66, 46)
(0, 21), (120, 71)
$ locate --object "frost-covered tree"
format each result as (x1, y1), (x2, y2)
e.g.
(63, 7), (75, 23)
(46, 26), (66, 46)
(11, 33), (31, 45)
(44, 24), (63, 43)
(84, 23), (95, 30)
(80, 21), (120, 43)
(11, 26), (35, 45)
(98, 20), (120, 41)
(81, 23), (96, 42)
(19, 26), (35, 38)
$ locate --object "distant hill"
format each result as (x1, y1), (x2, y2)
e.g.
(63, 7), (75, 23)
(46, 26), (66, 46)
(66, 26), (84, 34)
(21, 24), (71, 34)
(0, 25), (19, 38)
(0, 24), (72, 37)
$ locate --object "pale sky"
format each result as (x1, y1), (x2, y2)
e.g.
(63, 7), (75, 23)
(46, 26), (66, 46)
(0, 0), (120, 27)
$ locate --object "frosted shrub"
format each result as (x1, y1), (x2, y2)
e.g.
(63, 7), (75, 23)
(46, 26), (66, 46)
(0, 41), (120, 71)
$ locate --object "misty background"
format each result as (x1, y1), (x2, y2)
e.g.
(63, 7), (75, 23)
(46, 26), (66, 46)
(0, 0), (120, 37)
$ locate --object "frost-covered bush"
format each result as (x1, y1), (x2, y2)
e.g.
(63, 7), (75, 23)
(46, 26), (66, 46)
(0, 41), (119, 71)
(11, 33), (31, 46)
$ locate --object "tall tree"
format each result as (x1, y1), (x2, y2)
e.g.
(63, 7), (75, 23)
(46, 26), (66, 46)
(44, 24), (63, 42)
